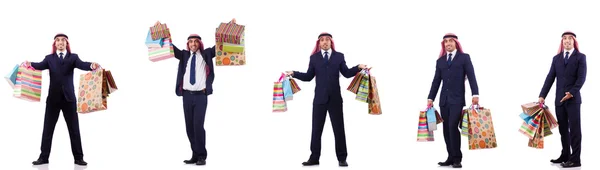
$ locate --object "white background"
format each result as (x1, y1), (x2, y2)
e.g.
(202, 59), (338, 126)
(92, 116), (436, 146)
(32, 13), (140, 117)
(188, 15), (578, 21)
(0, 0), (598, 169)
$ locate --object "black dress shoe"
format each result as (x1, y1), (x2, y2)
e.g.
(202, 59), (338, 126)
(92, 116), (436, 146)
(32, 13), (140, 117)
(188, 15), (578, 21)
(339, 161), (348, 167)
(438, 160), (453, 166)
(196, 159), (206, 165)
(32, 159), (49, 165)
(302, 160), (319, 166)
(561, 161), (581, 168)
(74, 159), (87, 166)
(452, 162), (462, 168)
(183, 157), (198, 164)
(551, 159), (567, 164)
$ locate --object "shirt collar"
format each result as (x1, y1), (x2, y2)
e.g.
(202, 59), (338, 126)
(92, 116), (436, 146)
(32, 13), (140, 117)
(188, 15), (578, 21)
(190, 50), (201, 56)
(321, 49), (332, 56)
(447, 49), (457, 58)
(564, 48), (575, 57)
(56, 50), (67, 56)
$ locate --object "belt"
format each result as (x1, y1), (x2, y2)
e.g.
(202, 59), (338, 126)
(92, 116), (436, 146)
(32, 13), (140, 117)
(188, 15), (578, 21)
(183, 89), (206, 95)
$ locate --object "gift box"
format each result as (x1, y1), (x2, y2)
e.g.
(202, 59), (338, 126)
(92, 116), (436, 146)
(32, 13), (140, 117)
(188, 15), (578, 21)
(150, 22), (171, 40)
(13, 65), (42, 102)
(145, 29), (164, 48)
(215, 22), (245, 45)
(77, 69), (116, 113)
(148, 38), (174, 62)
(4, 64), (18, 88)
(215, 42), (245, 66)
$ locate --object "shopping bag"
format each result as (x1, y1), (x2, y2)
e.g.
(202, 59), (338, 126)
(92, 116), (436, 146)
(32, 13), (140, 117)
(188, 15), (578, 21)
(466, 106), (498, 150)
(215, 22), (245, 44)
(426, 107), (437, 131)
(272, 73), (287, 112)
(77, 69), (108, 113)
(150, 22), (171, 40)
(460, 111), (469, 137)
(282, 77), (293, 101)
(4, 64), (19, 89)
(13, 65), (42, 102)
(145, 29), (164, 48)
(417, 110), (434, 142)
(289, 77), (301, 94)
(148, 38), (174, 62)
(346, 71), (363, 94)
(355, 70), (369, 103)
(367, 75), (381, 115)
(215, 42), (246, 66)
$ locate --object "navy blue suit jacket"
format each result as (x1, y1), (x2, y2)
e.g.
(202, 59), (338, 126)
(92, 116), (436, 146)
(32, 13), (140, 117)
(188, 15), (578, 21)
(428, 52), (479, 107)
(293, 51), (360, 105)
(539, 50), (587, 106)
(31, 52), (93, 104)
(173, 45), (216, 96)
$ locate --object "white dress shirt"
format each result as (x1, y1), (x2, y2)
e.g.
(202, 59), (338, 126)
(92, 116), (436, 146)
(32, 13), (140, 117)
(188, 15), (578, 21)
(183, 51), (207, 91)
(321, 49), (332, 59)
(564, 48), (574, 60)
(57, 50), (94, 69)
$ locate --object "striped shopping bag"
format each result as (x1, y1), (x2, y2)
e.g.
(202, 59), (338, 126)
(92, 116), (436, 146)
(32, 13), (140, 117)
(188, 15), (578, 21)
(13, 65), (42, 102)
(355, 70), (369, 103)
(417, 110), (434, 142)
(272, 73), (287, 112)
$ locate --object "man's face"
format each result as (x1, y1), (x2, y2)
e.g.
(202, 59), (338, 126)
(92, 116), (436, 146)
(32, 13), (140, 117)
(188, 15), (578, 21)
(55, 37), (67, 51)
(444, 38), (456, 52)
(188, 38), (201, 52)
(562, 35), (575, 51)
(319, 36), (332, 51)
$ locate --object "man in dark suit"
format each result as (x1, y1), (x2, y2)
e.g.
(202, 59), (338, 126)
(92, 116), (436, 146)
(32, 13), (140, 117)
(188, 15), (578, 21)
(539, 31), (586, 168)
(286, 32), (367, 167)
(427, 33), (479, 168)
(25, 33), (99, 166)
(169, 18), (236, 165)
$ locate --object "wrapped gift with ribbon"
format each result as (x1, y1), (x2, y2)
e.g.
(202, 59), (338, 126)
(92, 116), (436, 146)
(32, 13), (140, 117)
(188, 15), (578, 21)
(4, 64), (19, 89)
(148, 38), (174, 62)
(272, 73), (287, 112)
(150, 22), (171, 40)
(13, 64), (42, 102)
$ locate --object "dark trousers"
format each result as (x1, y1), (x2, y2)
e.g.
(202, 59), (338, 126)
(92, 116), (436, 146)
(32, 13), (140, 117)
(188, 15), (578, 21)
(556, 103), (582, 163)
(38, 95), (84, 160)
(182, 90), (208, 160)
(309, 98), (347, 162)
(440, 104), (463, 163)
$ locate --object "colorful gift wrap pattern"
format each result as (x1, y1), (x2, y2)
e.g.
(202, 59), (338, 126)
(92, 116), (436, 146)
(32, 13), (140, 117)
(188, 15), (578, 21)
(13, 66), (42, 102)
(355, 72), (369, 103)
(466, 107), (498, 150)
(148, 38), (174, 62)
(215, 42), (245, 66)
(77, 70), (106, 113)
(5, 64), (19, 88)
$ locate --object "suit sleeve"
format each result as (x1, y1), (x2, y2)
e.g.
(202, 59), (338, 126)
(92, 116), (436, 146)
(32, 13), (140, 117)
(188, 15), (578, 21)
(539, 57), (557, 98)
(569, 54), (587, 95)
(339, 53), (360, 78)
(464, 55), (479, 96)
(293, 57), (316, 82)
(203, 45), (216, 58)
(427, 61), (442, 100)
(74, 55), (93, 71)
(173, 45), (185, 60)
(30, 56), (49, 70)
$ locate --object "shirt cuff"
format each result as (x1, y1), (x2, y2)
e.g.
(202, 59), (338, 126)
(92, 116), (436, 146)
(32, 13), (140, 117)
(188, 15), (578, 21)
(472, 95), (479, 97)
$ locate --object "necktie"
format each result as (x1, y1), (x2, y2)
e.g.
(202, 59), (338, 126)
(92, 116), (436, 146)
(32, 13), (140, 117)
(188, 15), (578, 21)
(447, 53), (453, 66)
(59, 52), (64, 60)
(564, 52), (570, 65)
(323, 51), (329, 65)
(190, 53), (197, 85)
